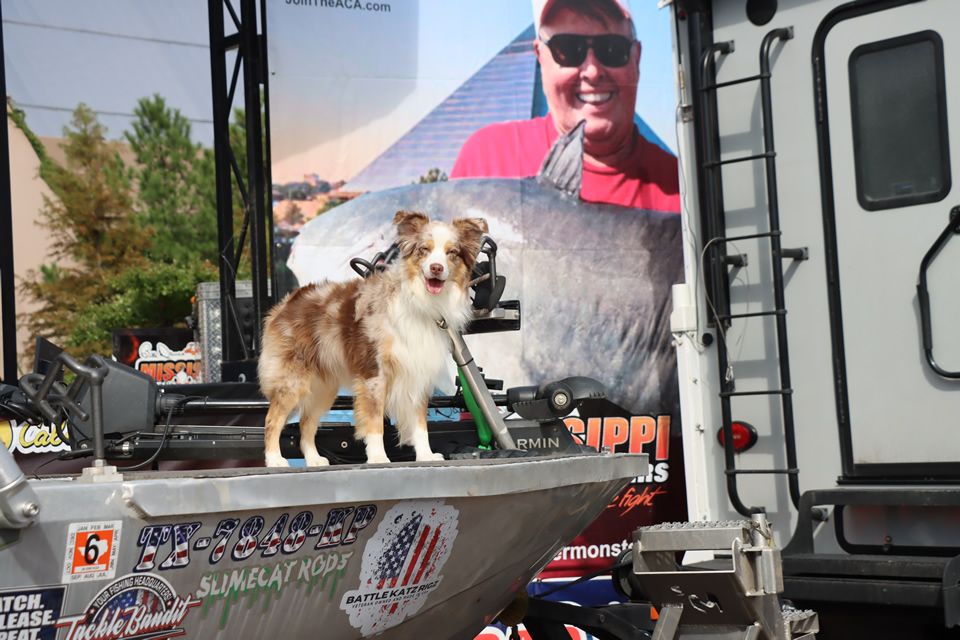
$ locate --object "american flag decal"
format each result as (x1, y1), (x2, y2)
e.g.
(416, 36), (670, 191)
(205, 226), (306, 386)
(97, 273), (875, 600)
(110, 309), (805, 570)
(341, 500), (459, 637)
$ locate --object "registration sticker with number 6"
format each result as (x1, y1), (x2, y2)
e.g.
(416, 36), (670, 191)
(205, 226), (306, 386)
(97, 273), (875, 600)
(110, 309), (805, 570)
(62, 521), (122, 584)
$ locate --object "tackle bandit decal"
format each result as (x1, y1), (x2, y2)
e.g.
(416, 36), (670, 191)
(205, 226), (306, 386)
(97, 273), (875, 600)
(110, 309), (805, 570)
(0, 586), (66, 640)
(134, 505), (378, 571)
(55, 574), (199, 640)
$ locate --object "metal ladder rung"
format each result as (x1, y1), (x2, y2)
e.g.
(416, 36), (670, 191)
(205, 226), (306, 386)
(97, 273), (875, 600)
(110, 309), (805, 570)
(715, 231), (781, 243)
(700, 72), (771, 91)
(704, 151), (775, 169)
(725, 468), (799, 475)
(720, 388), (793, 398)
(718, 309), (786, 321)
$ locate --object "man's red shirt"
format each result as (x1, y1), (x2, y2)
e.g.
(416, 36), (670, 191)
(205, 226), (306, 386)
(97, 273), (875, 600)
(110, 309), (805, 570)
(450, 113), (680, 212)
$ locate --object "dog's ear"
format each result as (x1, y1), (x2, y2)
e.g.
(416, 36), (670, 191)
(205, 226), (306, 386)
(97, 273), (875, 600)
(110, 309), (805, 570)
(452, 217), (488, 247)
(393, 210), (429, 239)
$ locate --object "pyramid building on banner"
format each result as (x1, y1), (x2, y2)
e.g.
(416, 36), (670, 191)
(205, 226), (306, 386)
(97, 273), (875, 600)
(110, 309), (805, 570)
(343, 26), (542, 193)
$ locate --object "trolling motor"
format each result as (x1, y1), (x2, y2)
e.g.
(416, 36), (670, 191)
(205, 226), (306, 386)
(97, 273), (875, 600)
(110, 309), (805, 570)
(507, 377), (607, 422)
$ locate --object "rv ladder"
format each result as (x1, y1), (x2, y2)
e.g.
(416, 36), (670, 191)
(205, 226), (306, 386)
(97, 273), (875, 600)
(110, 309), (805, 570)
(698, 27), (806, 517)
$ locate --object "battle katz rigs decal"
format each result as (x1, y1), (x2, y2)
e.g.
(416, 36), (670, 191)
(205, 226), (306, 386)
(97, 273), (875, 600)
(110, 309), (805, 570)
(341, 500), (459, 637)
(62, 522), (122, 584)
(133, 505), (377, 628)
(56, 574), (199, 640)
(0, 585), (66, 640)
(134, 342), (201, 385)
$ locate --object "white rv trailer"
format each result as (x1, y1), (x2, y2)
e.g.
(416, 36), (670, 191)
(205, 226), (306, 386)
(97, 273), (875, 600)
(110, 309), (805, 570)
(666, 0), (960, 634)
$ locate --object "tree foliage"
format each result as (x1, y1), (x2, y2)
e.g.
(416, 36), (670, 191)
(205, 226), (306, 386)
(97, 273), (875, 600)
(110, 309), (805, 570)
(125, 94), (218, 264)
(416, 168), (448, 184)
(69, 260), (217, 350)
(19, 104), (151, 358)
(17, 96), (264, 363)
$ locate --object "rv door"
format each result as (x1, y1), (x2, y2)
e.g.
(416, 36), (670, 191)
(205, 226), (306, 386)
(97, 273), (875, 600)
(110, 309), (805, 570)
(819, 0), (960, 479)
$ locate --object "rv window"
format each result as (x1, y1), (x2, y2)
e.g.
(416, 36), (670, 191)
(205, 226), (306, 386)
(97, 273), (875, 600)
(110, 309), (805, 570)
(848, 31), (950, 211)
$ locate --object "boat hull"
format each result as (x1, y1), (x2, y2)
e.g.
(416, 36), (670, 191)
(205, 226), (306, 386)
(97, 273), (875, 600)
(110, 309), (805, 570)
(0, 453), (645, 639)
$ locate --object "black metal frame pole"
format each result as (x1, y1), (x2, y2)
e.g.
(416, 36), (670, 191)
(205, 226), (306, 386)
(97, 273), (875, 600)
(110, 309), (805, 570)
(208, 0), (241, 364)
(0, 0), (19, 385)
(240, 0), (269, 352)
(259, 0), (278, 305)
(207, 0), (272, 368)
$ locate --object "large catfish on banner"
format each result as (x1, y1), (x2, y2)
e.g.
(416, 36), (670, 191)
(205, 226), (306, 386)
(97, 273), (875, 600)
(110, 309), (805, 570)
(289, 122), (683, 416)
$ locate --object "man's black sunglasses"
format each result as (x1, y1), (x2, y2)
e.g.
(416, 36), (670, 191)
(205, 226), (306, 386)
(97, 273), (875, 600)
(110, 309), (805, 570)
(543, 34), (635, 68)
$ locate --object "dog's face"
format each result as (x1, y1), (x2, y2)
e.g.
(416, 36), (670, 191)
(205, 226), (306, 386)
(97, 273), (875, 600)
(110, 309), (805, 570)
(393, 210), (488, 295)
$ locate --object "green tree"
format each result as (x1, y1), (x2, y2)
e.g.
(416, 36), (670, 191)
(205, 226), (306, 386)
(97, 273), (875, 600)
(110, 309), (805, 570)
(282, 201), (305, 227)
(125, 94), (218, 264)
(416, 168), (448, 184)
(70, 260), (217, 349)
(19, 97), (268, 362)
(19, 104), (151, 358)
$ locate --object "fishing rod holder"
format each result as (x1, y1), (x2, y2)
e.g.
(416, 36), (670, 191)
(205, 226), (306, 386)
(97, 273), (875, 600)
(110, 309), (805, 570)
(20, 353), (123, 483)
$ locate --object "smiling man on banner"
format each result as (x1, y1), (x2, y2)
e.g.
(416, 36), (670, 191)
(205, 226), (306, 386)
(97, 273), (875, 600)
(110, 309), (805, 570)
(452, 0), (679, 212)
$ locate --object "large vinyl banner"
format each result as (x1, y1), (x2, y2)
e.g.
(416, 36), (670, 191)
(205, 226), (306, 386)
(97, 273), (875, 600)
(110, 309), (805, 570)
(266, 0), (685, 632)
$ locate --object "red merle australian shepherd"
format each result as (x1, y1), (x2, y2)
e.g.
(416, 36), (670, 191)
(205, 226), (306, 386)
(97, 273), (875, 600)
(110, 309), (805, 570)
(258, 210), (488, 466)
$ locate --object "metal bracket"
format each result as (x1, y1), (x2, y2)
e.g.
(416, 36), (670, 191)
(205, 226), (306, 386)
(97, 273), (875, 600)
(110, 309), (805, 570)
(0, 448), (40, 529)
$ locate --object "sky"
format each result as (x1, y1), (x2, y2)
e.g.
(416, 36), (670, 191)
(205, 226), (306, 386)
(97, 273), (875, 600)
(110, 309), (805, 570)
(3, 0), (677, 182)
(3, 0), (217, 145)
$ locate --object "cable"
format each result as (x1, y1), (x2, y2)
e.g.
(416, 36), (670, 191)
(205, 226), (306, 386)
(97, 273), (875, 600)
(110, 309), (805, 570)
(116, 395), (202, 471)
(725, 239), (751, 376)
(432, 408), (460, 421)
(1, 19), (208, 49)
(30, 456), (61, 480)
(700, 239), (730, 381)
(8, 102), (213, 126)
(699, 237), (751, 383)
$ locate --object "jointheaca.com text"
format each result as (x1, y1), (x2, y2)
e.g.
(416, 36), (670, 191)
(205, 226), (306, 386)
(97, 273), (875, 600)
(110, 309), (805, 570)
(284, 0), (391, 12)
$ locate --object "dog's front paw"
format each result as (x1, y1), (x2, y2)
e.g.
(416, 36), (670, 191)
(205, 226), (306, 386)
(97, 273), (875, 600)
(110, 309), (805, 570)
(304, 453), (330, 467)
(265, 452), (290, 468)
(418, 452), (445, 462)
(366, 453), (391, 464)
